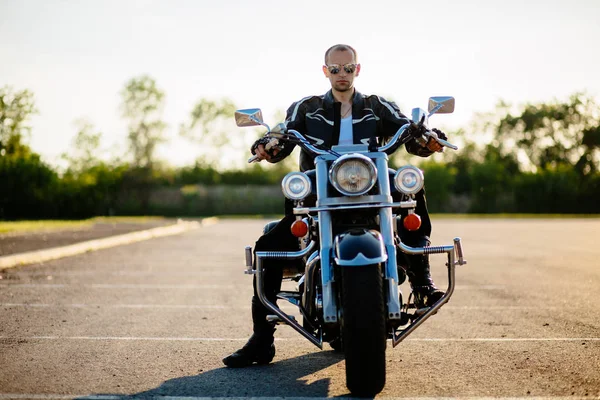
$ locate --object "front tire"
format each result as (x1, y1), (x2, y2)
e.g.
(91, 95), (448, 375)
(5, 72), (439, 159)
(341, 264), (387, 396)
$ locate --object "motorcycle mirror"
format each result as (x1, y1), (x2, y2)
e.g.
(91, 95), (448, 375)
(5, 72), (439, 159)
(427, 96), (455, 116)
(235, 108), (267, 128)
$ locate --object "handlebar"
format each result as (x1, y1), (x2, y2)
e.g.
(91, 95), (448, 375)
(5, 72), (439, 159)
(248, 128), (333, 163)
(248, 121), (458, 163)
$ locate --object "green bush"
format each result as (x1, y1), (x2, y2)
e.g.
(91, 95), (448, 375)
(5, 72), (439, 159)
(0, 153), (60, 219)
(514, 166), (580, 213)
(420, 161), (455, 213)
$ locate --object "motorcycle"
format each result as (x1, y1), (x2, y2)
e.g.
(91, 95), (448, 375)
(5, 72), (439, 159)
(234, 96), (467, 396)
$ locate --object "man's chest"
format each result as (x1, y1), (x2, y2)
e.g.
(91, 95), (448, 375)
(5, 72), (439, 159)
(304, 108), (379, 145)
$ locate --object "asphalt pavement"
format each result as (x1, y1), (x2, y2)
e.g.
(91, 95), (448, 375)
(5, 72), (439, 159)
(0, 217), (599, 399)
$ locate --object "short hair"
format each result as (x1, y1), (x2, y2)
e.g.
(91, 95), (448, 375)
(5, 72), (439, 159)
(324, 44), (358, 65)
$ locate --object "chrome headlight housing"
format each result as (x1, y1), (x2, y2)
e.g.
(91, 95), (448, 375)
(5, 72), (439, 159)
(281, 172), (311, 200)
(394, 165), (424, 195)
(329, 154), (377, 196)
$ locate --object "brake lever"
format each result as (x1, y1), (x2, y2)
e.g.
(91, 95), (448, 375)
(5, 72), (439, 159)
(423, 130), (458, 151)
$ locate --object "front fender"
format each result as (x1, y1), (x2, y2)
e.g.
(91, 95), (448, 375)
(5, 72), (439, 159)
(334, 229), (388, 266)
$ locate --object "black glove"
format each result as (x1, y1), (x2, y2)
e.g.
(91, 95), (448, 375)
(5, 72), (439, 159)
(250, 136), (284, 160)
(250, 137), (270, 155)
(432, 128), (447, 141)
(407, 123), (427, 139)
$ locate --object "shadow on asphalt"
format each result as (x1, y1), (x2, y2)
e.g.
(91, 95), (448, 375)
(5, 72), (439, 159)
(77, 350), (349, 399)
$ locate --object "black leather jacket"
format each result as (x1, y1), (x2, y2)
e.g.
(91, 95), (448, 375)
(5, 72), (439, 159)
(261, 89), (435, 172)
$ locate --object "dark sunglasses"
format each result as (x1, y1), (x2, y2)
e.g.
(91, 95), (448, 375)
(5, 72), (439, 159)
(326, 63), (357, 74)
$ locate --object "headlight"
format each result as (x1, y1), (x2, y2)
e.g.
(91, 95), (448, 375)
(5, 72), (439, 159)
(281, 172), (311, 200)
(329, 154), (377, 196)
(394, 165), (424, 195)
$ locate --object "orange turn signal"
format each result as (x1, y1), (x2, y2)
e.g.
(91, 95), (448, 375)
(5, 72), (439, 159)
(291, 219), (309, 237)
(403, 213), (422, 231)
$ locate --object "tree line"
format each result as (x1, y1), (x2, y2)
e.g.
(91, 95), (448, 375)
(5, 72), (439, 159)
(1, 78), (599, 219)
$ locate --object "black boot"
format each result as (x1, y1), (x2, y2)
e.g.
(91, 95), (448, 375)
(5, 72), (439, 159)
(401, 238), (445, 309)
(222, 296), (276, 368)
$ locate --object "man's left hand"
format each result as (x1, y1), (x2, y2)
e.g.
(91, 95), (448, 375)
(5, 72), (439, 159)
(426, 128), (447, 152)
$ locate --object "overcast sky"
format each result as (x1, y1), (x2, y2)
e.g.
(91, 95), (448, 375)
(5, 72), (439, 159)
(1, 0), (599, 167)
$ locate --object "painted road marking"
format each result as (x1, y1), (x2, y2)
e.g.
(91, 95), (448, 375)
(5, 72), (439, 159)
(0, 395), (598, 400)
(0, 303), (229, 309)
(0, 283), (234, 289)
(0, 220), (204, 270)
(1, 336), (598, 342)
(0, 303), (561, 311)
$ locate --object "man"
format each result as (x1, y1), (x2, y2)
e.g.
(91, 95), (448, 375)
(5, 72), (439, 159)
(223, 44), (447, 368)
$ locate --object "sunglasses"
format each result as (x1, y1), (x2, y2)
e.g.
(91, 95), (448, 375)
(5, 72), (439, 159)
(326, 63), (357, 75)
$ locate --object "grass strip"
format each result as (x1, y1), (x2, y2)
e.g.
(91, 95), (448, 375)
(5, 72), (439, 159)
(0, 216), (166, 234)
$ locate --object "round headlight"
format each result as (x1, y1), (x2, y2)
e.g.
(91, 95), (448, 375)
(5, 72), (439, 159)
(394, 165), (424, 195)
(281, 172), (311, 200)
(329, 154), (377, 196)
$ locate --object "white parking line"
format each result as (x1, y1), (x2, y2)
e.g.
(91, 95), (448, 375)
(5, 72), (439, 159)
(0, 303), (228, 309)
(0, 220), (203, 270)
(2, 270), (229, 277)
(1, 336), (598, 342)
(0, 283), (507, 290)
(0, 283), (234, 289)
(0, 396), (595, 400)
(0, 303), (559, 311)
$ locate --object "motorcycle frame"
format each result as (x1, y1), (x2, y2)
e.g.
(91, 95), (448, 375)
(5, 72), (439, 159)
(253, 145), (467, 349)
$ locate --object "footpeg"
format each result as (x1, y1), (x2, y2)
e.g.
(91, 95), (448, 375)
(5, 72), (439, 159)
(267, 314), (297, 324)
(454, 237), (467, 266)
(244, 246), (255, 274)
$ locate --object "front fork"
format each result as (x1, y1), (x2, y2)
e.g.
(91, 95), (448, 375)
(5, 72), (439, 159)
(246, 222), (467, 349)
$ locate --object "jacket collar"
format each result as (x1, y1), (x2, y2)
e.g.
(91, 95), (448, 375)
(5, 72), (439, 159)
(324, 89), (363, 107)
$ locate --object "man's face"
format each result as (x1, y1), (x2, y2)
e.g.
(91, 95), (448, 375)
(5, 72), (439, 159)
(323, 50), (361, 92)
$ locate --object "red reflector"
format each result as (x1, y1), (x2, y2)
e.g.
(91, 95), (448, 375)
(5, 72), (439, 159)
(291, 220), (309, 237)
(403, 213), (422, 231)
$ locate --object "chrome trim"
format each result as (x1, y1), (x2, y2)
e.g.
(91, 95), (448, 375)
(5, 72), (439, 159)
(281, 172), (312, 200)
(244, 246), (253, 275)
(319, 194), (392, 206)
(315, 157), (338, 323)
(376, 158), (402, 320)
(328, 154), (377, 196)
(255, 240), (322, 348)
(391, 238), (467, 346)
(293, 200), (417, 214)
(398, 242), (454, 255)
(394, 166), (425, 195)
(454, 237), (467, 266)
(303, 251), (320, 318)
(378, 123), (410, 153)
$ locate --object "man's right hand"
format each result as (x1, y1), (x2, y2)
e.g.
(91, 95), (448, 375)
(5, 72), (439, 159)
(254, 143), (281, 161)
(251, 137), (281, 162)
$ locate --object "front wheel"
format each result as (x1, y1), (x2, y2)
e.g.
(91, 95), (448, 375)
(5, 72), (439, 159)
(341, 264), (387, 396)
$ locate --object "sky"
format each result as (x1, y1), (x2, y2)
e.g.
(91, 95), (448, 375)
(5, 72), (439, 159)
(1, 0), (599, 168)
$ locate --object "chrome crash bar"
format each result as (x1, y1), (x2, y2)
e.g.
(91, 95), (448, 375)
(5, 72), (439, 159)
(253, 240), (323, 349)
(391, 237), (467, 347)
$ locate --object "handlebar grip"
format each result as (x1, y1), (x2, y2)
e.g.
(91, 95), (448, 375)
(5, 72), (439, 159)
(248, 138), (280, 163)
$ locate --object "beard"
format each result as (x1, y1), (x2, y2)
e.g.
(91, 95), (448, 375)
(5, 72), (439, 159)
(333, 82), (353, 92)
